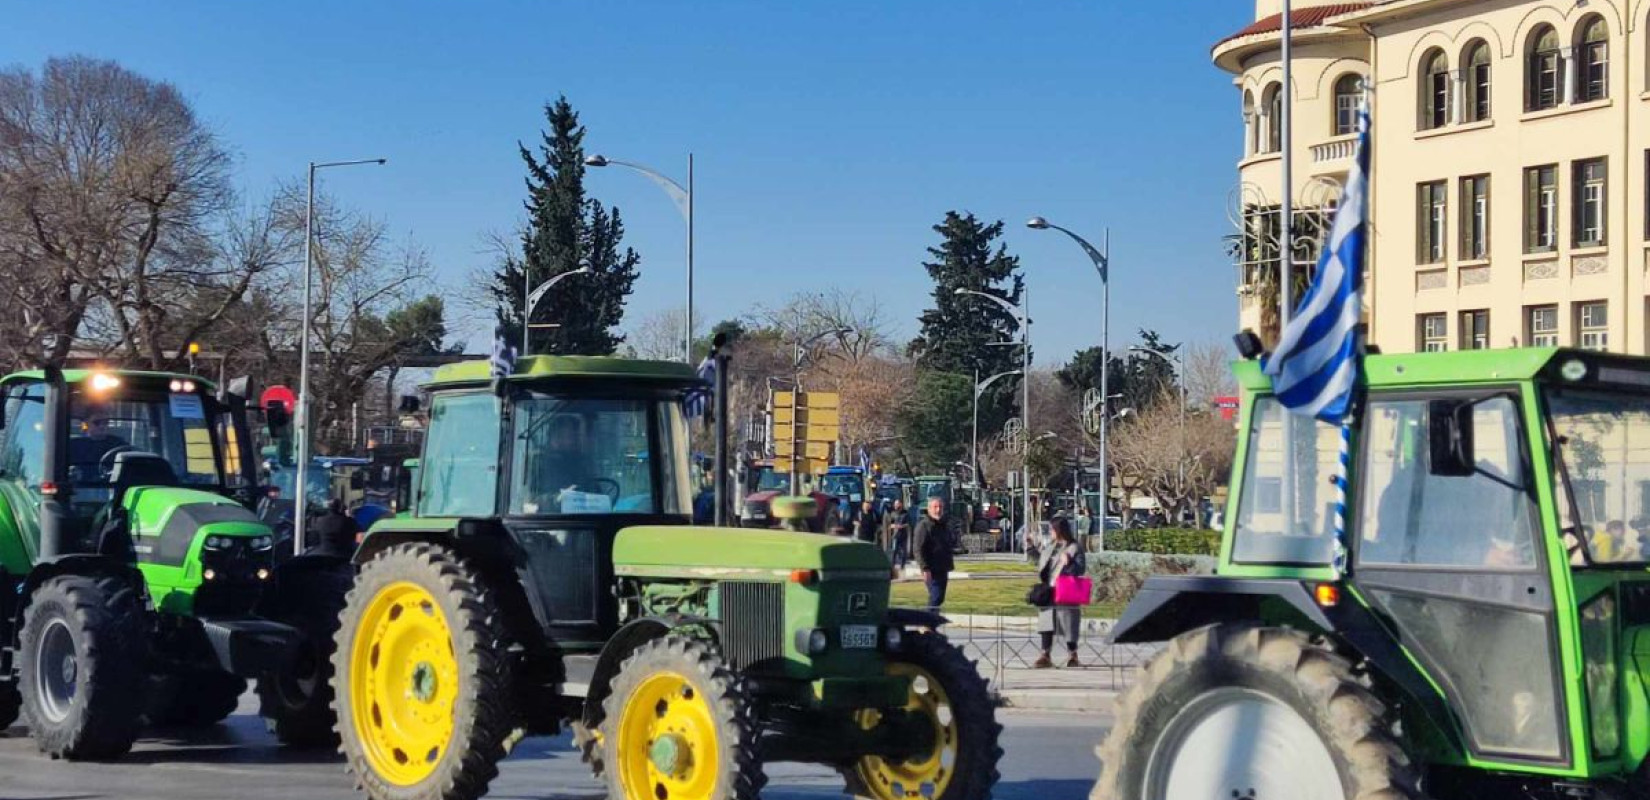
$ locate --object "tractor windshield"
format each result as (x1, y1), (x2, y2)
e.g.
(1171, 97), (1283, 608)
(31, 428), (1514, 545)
(507, 394), (691, 516)
(68, 386), (224, 492)
(820, 473), (864, 500)
(753, 466), (789, 493)
(1546, 387), (1650, 566)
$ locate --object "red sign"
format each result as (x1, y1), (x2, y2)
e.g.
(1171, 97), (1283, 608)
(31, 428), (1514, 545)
(260, 385), (296, 412)
(1213, 395), (1241, 422)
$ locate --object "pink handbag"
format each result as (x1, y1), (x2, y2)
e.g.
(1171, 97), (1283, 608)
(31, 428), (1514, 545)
(1053, 575), (1092, 606)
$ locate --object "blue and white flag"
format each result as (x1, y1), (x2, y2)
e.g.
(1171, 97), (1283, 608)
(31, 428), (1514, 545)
(857, 446), (871, 473)
(1263, 103), (1370, 424)
(683, 355), (714, 419)
(490, 325), (517, 380)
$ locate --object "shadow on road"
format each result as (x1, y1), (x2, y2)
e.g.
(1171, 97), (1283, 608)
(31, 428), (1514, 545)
(993, 778), (1095, 800)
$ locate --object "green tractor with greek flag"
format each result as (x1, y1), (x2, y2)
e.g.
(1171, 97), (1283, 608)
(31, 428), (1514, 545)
(0, 367), (348, 759)
(331, 351), (1001, 800)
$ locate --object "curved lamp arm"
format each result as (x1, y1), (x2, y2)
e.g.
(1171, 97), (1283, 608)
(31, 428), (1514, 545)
(587, 156), (689, 221)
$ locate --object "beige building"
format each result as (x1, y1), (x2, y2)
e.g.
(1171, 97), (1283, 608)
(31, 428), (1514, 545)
(1216, 0), (1644, 354)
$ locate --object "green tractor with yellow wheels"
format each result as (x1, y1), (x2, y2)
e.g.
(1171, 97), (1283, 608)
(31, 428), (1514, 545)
(1096, 347), (1650, 800)
(331, 354), (1002, 800)
(0, 367), (348, 759)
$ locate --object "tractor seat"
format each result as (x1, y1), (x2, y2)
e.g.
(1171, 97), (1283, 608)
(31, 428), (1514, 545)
(109, 451), (179, 499)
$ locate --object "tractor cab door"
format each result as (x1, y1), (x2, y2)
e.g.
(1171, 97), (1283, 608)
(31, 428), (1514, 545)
(0, 380), (47, 567)
(1352, 391), (1569, 766)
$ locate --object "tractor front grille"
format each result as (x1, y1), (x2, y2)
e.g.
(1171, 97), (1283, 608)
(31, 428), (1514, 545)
(718, 581), (784, 669)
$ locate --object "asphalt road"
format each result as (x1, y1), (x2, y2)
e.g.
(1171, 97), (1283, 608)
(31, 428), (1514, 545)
(0, 695), (1109, 800)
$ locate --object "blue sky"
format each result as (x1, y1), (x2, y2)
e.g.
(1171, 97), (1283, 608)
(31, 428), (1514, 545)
(3, 1), (1250, 368)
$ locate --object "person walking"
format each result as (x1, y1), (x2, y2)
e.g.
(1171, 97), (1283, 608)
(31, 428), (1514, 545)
(913, 497), (954, 611)
(1033, 516), (1086, 668)
(853, 499), (880, 544)
(886, 499), (911, 572)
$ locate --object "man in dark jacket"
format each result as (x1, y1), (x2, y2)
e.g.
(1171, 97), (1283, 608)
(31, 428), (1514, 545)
(853, 499), (880, 543)
(912, 497), (954, 610)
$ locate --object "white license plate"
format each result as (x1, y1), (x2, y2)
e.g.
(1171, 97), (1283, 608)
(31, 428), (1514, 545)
(840, 625), (878, 649)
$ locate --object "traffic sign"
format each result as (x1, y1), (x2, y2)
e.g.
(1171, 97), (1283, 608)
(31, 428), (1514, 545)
(773, 456), (830, 475)
(261, 385), (296, 412)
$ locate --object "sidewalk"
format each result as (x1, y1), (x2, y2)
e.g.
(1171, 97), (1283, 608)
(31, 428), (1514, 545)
(941, 614), (1151, 715)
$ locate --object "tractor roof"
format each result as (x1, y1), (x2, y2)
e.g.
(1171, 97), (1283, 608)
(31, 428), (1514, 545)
(1, 368), (213, 388)
(425, 355), (698, 389)
(1233, 347), (1587, 391)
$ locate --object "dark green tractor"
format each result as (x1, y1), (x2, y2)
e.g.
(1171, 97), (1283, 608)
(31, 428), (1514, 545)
(0, 367), (348, 759)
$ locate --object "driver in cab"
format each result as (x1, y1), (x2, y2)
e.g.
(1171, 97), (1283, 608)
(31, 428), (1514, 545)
(521, 414), (607, 514)
(69, 408), (127, 480)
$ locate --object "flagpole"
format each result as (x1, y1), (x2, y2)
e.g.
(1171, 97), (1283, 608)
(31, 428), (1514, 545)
(1280, 0), (1297, 537)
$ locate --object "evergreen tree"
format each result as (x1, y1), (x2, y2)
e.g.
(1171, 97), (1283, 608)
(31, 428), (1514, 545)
(1056, 330), (1181, 416)
(490, 97), (640, 355)
(909, 211), (1025, 435)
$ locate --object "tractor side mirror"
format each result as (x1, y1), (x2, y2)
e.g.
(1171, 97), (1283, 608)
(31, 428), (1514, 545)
(225, 376), (252, 403)
(398, 394), (421, 414)
(1428, 399), (1476, 477)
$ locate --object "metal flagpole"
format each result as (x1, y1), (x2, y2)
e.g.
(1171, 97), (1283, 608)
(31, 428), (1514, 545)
(1280, 0), (1298, 536)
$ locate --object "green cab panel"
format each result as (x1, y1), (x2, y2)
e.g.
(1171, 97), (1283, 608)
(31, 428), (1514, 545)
(614, 526), (890, 575)
(125, 486), (270, 615)
(0, 479), (38, 573)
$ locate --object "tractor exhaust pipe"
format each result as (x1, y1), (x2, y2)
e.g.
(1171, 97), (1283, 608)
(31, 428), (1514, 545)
(37, 366), (75, 560)
(712, 332), (731, 527)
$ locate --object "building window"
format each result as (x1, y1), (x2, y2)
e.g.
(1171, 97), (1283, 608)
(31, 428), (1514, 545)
(1575, 158), (1607, 247)
(1420, 50), (1450, 129)
(1528, 26), (1562, 111)
(1333, 74), (1362, 136)
(1243, 91), (1257, 156)
(1525, 165), (1559, 253)
(1418, 314), (1448, 352)
(1527, 304), (1560, 347)
(1577, 302), (1608, 350)
(1460, 310), (1490, 350)
(1464, 40), (1492, 122)
(1263, 84), (1282, 154)
(1578, 17), (1609, 103)
(1460, 174), (1490, 259)
(1417, 181), (1447, 264)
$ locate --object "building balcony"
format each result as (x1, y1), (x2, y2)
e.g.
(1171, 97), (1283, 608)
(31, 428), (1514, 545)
(1310, 135), (1356, 170)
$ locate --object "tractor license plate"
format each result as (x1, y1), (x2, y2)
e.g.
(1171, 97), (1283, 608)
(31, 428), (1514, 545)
(840, 625), (878, 649)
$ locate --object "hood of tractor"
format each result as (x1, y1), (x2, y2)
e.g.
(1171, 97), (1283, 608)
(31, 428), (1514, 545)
(614, 525), (889, 575)
(124, 486), (264, 537)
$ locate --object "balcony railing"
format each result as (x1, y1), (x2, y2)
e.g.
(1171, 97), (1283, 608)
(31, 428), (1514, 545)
(1311, 137), (1356, 164)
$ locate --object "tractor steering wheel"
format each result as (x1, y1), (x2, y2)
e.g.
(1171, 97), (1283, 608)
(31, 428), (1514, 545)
(592, 477), (622, 504)
(98, 445), (137, 479)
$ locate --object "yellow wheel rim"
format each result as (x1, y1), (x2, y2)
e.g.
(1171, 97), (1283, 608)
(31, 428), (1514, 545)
(854, 663), (958, 800)
(615, 671), (722, 800)
(348, 581), (460, 787)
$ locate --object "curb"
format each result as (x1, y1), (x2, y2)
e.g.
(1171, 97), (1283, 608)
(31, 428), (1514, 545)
(996, 688), (1119, 715)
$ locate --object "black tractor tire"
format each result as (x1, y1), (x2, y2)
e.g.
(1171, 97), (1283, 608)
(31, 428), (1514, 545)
(258, 558), (352, 748)
(1093, 623), (1420, 800)
(599, 636), (765, 800)
(332, 543), (515, 800)
(842, 629), (1002, 800)
(18, 574), (147, 760)
(0, 681), (21, 730)
(151, 669), (246, 727)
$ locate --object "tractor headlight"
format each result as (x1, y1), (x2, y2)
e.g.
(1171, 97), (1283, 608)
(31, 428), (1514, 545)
(794, 628), (830, 655)
(882, 627), (903, 651)
(256, 568), (271, 581)
(202, 568), (217, 581)
(204, 536), (228, 550)
(250, 535), (273, 551)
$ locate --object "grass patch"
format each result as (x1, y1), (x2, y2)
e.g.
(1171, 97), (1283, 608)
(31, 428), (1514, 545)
(890, 577), (1126, 619)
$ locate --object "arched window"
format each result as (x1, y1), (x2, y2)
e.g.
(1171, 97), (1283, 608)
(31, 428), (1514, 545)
(1577, 17), (1609, 102)
(1333, 74), (1362, 135)
(1419, 50), (1450, 129)
(1463, 40), (1491, 122)
(1243, 90), (1257, 155)
(1527, 25), (1561, 111)
(1263, 83), (1282, 153)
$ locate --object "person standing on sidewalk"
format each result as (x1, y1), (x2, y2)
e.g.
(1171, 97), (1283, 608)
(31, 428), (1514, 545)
(886, 499), (911, 571)
(1034, 516), (1086, 668)
(912, 496), (954, 610)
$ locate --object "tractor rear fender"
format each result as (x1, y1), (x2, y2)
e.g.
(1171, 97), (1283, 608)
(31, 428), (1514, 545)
(8, 555), (147, 647)
(1112, 575), (1469, 757)
(580, 614), (719, 730)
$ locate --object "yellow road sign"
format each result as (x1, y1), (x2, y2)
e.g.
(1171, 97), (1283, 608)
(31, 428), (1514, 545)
(775, 440), (832, 459)
(774, 456), (830, 475)
(774, 423), (838, 442)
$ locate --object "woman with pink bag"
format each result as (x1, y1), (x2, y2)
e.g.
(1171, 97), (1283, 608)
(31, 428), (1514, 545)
(1032, 515), (1090, 669)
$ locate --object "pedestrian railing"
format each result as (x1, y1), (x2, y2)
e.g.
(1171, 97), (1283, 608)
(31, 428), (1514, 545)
(934, 607), (1161, 693)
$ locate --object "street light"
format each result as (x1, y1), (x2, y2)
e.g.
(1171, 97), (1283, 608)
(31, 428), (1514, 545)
(954, 286), (1031, 538)
(1027, 217), (1112, 521)
(585, 153), (694, 362)
(295, 157), (386, 556)
(521, 267), (592, 355)
(972, 367), (1022, 490)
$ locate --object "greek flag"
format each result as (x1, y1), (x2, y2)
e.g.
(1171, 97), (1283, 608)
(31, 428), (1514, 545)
(857, 446), (871, 473)
(1263, 103), (1370, 424)
(489, 325), (516, 380)
(683, 355), (714, 419)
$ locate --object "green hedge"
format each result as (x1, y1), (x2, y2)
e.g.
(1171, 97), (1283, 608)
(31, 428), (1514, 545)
(1090, 552), (1216, 605)
(1099, 527), (1221, 557)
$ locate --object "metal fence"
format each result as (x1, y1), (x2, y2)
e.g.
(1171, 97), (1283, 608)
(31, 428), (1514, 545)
(940, 610), (1162, 692)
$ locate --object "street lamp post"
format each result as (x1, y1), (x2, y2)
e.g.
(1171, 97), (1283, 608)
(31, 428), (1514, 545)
(1027, 218), (1111, 520)
(521, 267), (592, 355)
(972, 367), (1022, 490)
(955, 287), (1030, 537)
(294, 157), (386, 557)
(585, 153), (694, 362)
